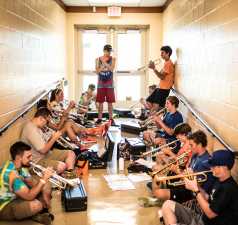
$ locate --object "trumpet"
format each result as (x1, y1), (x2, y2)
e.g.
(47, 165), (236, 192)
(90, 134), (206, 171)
(52, 108), (85, 122)
(42, 126), (78, 150)
(150, 150), (191, 177)
(139, 108), (166, 128)
(129, 101), (142, 109)
(141, 139), (179, 157)
(30, 162), (78, 189)
(155, 170), (212, 187)
(137, 58), (162, 71)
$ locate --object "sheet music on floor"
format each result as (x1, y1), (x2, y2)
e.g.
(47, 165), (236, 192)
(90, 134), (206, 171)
(127, 173), (152, 183)
(135, 158), (156, 169)
(104, 174), (135, 191)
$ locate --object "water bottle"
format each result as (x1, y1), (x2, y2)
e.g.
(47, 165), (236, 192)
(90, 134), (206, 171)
(119, 157), (124, 172)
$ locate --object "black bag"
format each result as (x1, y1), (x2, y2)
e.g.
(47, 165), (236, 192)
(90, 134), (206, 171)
(121, 121), (145, 135)
(77, 151), (107, 169)
(86, 111), (109, 120)
(113, 108), (134, 118)
(127, 162), (152, 174)
(125, 138), (146, 156)
(62, 181), (87, 212)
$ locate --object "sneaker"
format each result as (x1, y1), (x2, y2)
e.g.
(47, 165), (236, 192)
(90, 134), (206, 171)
(31, 212), (52, 225)
(109, 118), (116, 126)
(138, 197), (164, 207)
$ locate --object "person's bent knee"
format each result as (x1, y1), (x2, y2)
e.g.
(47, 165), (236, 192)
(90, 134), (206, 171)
(29, 200), (43, 215)
(68, 150), (76, 160)
(153, 189), (170, 200)
(57, 162), (67, 174)
(162, 200), (175, 213)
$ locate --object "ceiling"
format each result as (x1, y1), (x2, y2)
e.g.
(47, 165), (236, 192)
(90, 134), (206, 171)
(61, 0), (167, 7)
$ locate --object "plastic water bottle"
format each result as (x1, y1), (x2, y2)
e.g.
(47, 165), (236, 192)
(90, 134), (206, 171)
(119, 157), (124, 172)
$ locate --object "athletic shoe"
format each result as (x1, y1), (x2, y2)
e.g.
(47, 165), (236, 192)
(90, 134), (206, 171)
(31, 212), (53, 225)
(138, 197), (164, 207)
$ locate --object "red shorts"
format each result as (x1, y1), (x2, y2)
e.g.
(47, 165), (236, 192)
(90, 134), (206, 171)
(96, 88), (115, 103)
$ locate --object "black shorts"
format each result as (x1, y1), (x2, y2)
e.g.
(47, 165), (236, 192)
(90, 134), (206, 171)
(146, 88), (170, 107)
(170, 188), (194, 203)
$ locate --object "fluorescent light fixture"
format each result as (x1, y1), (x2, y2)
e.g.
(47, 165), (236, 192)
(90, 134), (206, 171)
(89, 0), (140, 5)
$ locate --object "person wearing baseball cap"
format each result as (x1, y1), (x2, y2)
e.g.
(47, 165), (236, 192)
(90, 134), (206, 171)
(162, 149), (238, 225)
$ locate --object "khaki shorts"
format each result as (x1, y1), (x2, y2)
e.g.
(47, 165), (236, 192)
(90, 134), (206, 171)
(0, 199), (33, 220)
(38, 149), (69, 171)
(175, 202), (204, 225)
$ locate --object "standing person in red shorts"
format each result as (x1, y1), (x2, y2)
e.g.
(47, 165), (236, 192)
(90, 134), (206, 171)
(95, 44), (116, 124)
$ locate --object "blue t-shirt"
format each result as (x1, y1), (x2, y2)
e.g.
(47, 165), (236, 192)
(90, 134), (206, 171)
(156, 111), (183, 140)
(189, 151), (215, 193)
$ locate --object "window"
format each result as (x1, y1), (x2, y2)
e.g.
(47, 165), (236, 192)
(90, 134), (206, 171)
(78, 28), (146, 105)
(82, 31), (107, 71)
(116, 76), (141, 101)
(117, 31), (141, 71)
(82, 75), (98, 92)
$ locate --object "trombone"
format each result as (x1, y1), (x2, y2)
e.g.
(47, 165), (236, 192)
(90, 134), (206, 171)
(30, 162), (78, 189)
(137, 58), (162, 71)
(155, 170), (212, 187)
(141, 139), (179, 157)
(150, 150), (191, 177)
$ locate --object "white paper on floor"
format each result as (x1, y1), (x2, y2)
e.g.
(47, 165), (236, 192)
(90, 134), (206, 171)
(127, 173), (152, 183)
(104, 174), (136, 191)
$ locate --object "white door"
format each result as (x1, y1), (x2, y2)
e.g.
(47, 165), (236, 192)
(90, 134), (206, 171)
(77, 28), (146, 107)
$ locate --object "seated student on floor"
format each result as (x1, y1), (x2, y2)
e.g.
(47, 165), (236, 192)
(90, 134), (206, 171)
(49, 89), (105, 140)
(140, 84), (157, 111)
(21, 107), (76, 176)
(152, 123), (192, 172)
(0, 141), (53, 225)
(151, 130), (215, 204)
(162, 149), (238, 225)
(143, 96), (183, 150)
(79, 83), (98, 111)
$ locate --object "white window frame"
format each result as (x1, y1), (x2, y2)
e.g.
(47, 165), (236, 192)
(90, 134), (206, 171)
(76, 26), (147, 107)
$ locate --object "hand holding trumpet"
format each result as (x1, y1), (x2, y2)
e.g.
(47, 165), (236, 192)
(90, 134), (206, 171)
(183, 168), (199, 192)
(41, 167), (54, 183)
(148, 60), (156, 70)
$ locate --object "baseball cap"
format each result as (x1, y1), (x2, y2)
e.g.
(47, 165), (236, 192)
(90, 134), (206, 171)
(208, 150), (235, 170)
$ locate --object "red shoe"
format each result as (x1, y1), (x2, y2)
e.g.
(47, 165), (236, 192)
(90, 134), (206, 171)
(109, 118), (116, 126)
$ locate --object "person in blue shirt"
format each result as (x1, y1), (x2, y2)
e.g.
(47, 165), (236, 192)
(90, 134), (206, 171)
(143, 96), (183, 150)
(0, 141), (53, 224)
(151, 130), (215, 203)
